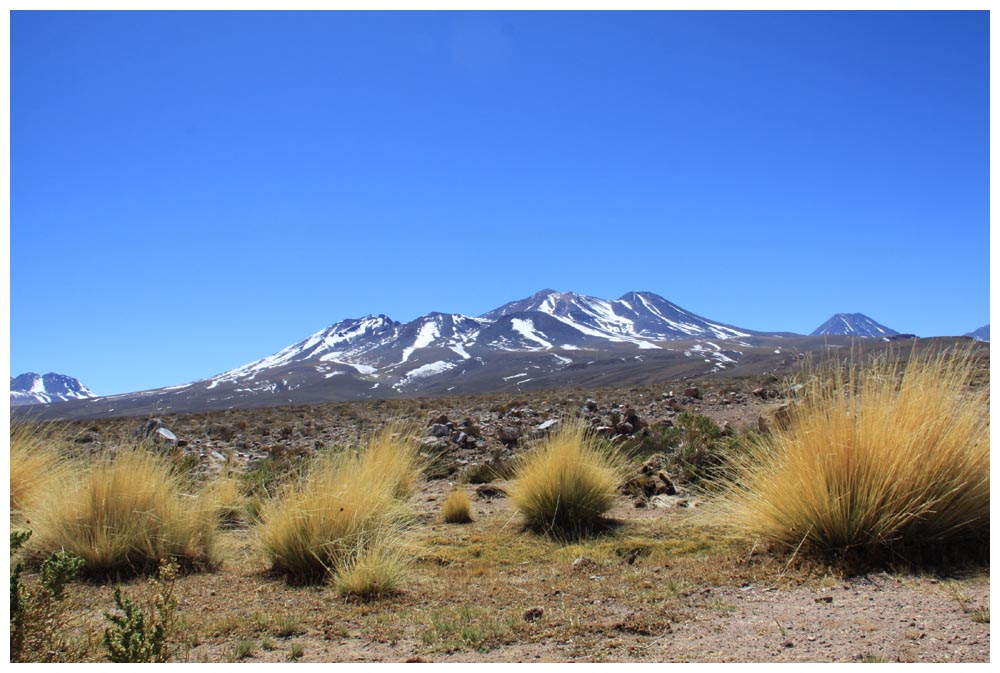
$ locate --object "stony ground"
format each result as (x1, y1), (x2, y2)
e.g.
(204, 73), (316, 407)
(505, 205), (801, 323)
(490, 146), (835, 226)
(19, 375), (992, 663)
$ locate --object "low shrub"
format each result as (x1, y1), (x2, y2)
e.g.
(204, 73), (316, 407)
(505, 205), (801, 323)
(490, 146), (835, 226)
(708, 348), (990, 558)
(10, 530), (86, 662)
(509, 420), (628, 536)
(103, 559), (180, 663)
(442, 489), (474, 524)
(258, 425), (421, 582)
(25, 447), (216, 576)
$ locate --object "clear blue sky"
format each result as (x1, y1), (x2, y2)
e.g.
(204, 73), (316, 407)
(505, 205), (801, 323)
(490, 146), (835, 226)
(10, 10), (990, 396)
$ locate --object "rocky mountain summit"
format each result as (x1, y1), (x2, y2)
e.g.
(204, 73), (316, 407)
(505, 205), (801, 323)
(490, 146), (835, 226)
(810, 313), (898, 338)
(10, 372), (94, 406)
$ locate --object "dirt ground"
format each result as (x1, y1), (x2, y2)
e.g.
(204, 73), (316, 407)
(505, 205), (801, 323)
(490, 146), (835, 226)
(43, 477), (989, 664)
(18, 376), (991, 663)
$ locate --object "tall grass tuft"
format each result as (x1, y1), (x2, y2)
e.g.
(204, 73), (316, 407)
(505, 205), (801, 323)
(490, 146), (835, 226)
(708, 347), (990, 557)
(10, 424), (71, 515)
(509, 420), (628, 536)
(25, 447), (216, 576)
(258, 424), (422, 582)
(442, 488), (474, 524)
(333, 528), (412, 600)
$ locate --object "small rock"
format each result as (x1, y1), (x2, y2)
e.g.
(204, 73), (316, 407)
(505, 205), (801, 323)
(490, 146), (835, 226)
(428, 424), (450, 438)
(475, 485), (507, 500)
(498, 426), (522, 443)
(684, 386), (701, 399)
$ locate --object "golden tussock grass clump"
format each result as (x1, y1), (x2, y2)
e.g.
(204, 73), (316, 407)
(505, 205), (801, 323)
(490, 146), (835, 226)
(24, 446), (217, 576)
(333, 528), (413, 600)
(258, 424), (422, 582)
(707, 347), (990, 556)
(509, 420), (629, 535)
(10, 424), (72, 515)
(442, 489), (474, 524)
(201, 473), (252, 528)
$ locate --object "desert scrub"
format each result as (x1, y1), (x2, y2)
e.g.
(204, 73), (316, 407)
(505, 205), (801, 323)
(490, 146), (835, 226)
(442, 488), (474, 523)
(509, 420), (628, 536)
(103, 559), (180, 663)
(10, 530), (86, 662)
(25, 447), (216, 576)
(258, 424), (422, 582)
(708, 348), (990, 558)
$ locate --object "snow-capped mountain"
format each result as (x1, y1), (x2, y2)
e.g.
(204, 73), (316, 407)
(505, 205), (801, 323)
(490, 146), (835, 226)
(965, 324), (990, 342)
(21, 290), (962, 421)
(810, 313), (899, 338)
(10, 372), (95, 406)
(483, 289), (753, 342)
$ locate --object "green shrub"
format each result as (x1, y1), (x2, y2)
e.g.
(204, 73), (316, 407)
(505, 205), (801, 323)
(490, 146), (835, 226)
(10, 530), (85, 662)
(103, 559), (180, 663)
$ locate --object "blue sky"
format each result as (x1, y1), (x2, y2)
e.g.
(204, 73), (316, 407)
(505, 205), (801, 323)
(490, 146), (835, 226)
(10, 10), (990, 396)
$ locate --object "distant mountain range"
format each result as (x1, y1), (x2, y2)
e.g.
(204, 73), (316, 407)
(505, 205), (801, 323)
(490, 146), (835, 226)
(12, 290), (985, 420)
(10, 372), (94, 406)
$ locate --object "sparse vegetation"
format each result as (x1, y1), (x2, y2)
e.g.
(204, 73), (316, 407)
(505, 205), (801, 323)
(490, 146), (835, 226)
(442, 488), (474, 523)
(102, 559), (180, 663)
(10, 530), (86, 662)
(24, 447), (216, 576)
(258, 425), (421, 582)
(708, 348), (990, 558)
(509, 420), (628, 535)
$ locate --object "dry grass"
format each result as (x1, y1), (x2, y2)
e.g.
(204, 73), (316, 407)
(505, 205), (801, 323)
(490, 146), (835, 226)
(10, 424), (72, 515)
(442, 489), (474, 524)
(707, 347), (990, 557)
(24, 447), (217, 576)
(201, 473), (252, 528)
(509, 420), (629, 536)
(258, 424), (422, 581)
(334, 529), (413, 600)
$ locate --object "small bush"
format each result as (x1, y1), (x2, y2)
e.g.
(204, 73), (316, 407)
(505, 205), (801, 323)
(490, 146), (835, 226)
(442, 489), (474, 524)
(26, 447), (216, 576)
(509, 420), (628, 536)
(103, 559), (180, 663)
(259, 425), (421, 582)
(10, 530), (86, 662)
(708, 348), (990, 558)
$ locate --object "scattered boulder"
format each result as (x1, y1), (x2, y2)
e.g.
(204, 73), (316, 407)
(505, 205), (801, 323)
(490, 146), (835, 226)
(137, 418), (178, 448)
(428, 423), (450, 438)
(498, 426), (522, 443)
(585, 399), (599, 412)
(684, 386), (701, 400)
